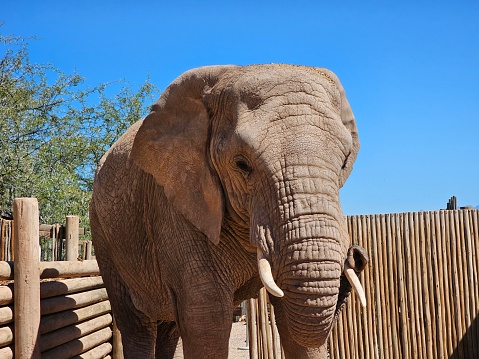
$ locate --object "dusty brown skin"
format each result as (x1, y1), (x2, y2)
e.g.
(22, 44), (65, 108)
(90, 65), (367, 358)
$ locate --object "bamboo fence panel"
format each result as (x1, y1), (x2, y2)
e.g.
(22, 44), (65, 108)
(251, 209), (479, 359)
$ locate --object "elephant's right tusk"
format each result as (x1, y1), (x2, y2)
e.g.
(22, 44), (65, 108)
(257, 249), (284, 298)
(344, 262), (367, 307)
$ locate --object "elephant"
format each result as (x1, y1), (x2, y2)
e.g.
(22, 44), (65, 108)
(89, 64), (368, 359)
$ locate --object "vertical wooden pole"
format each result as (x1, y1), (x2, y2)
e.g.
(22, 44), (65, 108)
(269, 303), (281, 359)
(13, 198), (40, 359)
(247, 298), (258, 359)
(451, 211), (464, 358)
(51, 224), (57, 260)
(372, 214), (383, 359)
(86, 241), (93, 260)
(436, 212), (445, 359)
(403, 213), (416, 359)
(1, 220), (5, 260)
(363, 215), (375, 359)
(444, 211), (456, 356)
(65, 215), (79, 261)
(112, 315), (124, 359)
(439, 211), (453, 356)
(256, 298), (263, 359)
(258, 288), (270, 358)
(472, 210), (479, 359)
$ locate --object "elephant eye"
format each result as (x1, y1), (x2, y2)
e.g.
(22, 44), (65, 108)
(234, 156), (253, 175)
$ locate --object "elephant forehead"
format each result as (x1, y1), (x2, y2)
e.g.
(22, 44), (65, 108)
(235, 64), (335, 91)
(231, 71), (342, 129)
(234, 102), (352, 158)
(238, 73), (336, 105)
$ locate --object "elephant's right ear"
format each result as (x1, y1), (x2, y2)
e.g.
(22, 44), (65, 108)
(131, 66), (237, 245)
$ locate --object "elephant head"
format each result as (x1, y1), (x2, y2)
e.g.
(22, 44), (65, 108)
(131, 64), (366, 351)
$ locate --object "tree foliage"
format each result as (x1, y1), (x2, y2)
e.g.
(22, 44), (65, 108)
(0, 32), (159, 227)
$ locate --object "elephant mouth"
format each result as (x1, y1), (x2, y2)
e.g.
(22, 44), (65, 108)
(256, 245), (367, 347)
(256, 248), (366, 306)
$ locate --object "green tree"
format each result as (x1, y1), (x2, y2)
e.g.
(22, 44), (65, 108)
(0, 32), (158, 227)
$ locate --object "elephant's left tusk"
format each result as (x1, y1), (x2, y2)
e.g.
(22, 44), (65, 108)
(344, 263), (367, 308)
(257, 249), (284, 298)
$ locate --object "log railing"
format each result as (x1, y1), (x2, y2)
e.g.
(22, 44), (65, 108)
(0, 198), (119, 359)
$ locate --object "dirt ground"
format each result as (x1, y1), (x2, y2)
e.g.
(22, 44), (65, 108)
(174, 322), (250, 358)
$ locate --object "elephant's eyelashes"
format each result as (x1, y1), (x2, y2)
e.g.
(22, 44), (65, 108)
(234, 156), (253, 175)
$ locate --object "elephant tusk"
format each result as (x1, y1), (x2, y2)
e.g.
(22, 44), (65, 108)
(257, 249), (284, 298)
(344, 262), (367, 307)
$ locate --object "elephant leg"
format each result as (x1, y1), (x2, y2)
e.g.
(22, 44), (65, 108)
(270, 297), (328, 359)
(90, 213), (157, 357)
(155, 321), (180, 358)
(99, 261), (157, 357)
(173, 284), (233, 358)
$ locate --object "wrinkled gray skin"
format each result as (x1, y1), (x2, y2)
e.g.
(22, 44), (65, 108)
(90, 64), (367, 359)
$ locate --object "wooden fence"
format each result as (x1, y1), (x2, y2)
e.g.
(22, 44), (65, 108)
(1, 216), (92, 262)
(249, 209), (479, 359)
(0, 198), (120, 359)
(2, 198), (478, 358)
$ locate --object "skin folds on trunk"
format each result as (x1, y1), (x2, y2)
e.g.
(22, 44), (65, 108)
(244, 137), (352, 346)
(254, 188), (367, 351)
(278, 217), (343, 348)
(254, 186), (348, 348)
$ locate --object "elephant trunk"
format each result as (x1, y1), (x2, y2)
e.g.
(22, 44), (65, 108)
(253, 182), (353, 347)
(279, 213), (343, 347)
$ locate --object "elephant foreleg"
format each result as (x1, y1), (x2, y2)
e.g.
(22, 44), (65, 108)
(156, 321), (180, 358)
(90, 211), (157, 358)
(98, 261), (157, 357)
(173, 285), (233, 358)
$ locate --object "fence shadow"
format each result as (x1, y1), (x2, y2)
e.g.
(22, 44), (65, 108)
(449, 313), (479, 359)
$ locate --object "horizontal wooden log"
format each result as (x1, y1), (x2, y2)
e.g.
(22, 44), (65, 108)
(0, 286), (13, 305)
(0, 345), (13, 359)
(0, 306), (13, 325)
(40, 313), (112, 352)
(0, 260), (99, 280)
(0, 325), (13, 347)
(0, 262), (13, 280)
(39, 224), (85, 238)
(41, 288), (108, 316)
(40, 260), (100, 279)
(40, 300), (111, 335)
(70, 341), (112, 359)
(40, 276), (103, 299)
(4, 277), (101, 305)
(41, 326), (112, 359)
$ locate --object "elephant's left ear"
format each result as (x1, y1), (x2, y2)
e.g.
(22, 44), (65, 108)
(338, 87), (360, 188)
(318, 68), (360, 187)
(131, 66), (238, 244)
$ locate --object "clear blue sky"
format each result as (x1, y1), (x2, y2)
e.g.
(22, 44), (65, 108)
(2, 1), (478, 215)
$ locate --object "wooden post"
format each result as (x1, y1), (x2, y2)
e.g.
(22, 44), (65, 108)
(112, 315), (124, 358)
(65, 215), (79, 261)
(86, 241), (93, 260)
(247, 298), (258, 359)
(13, 198), (41, 358)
